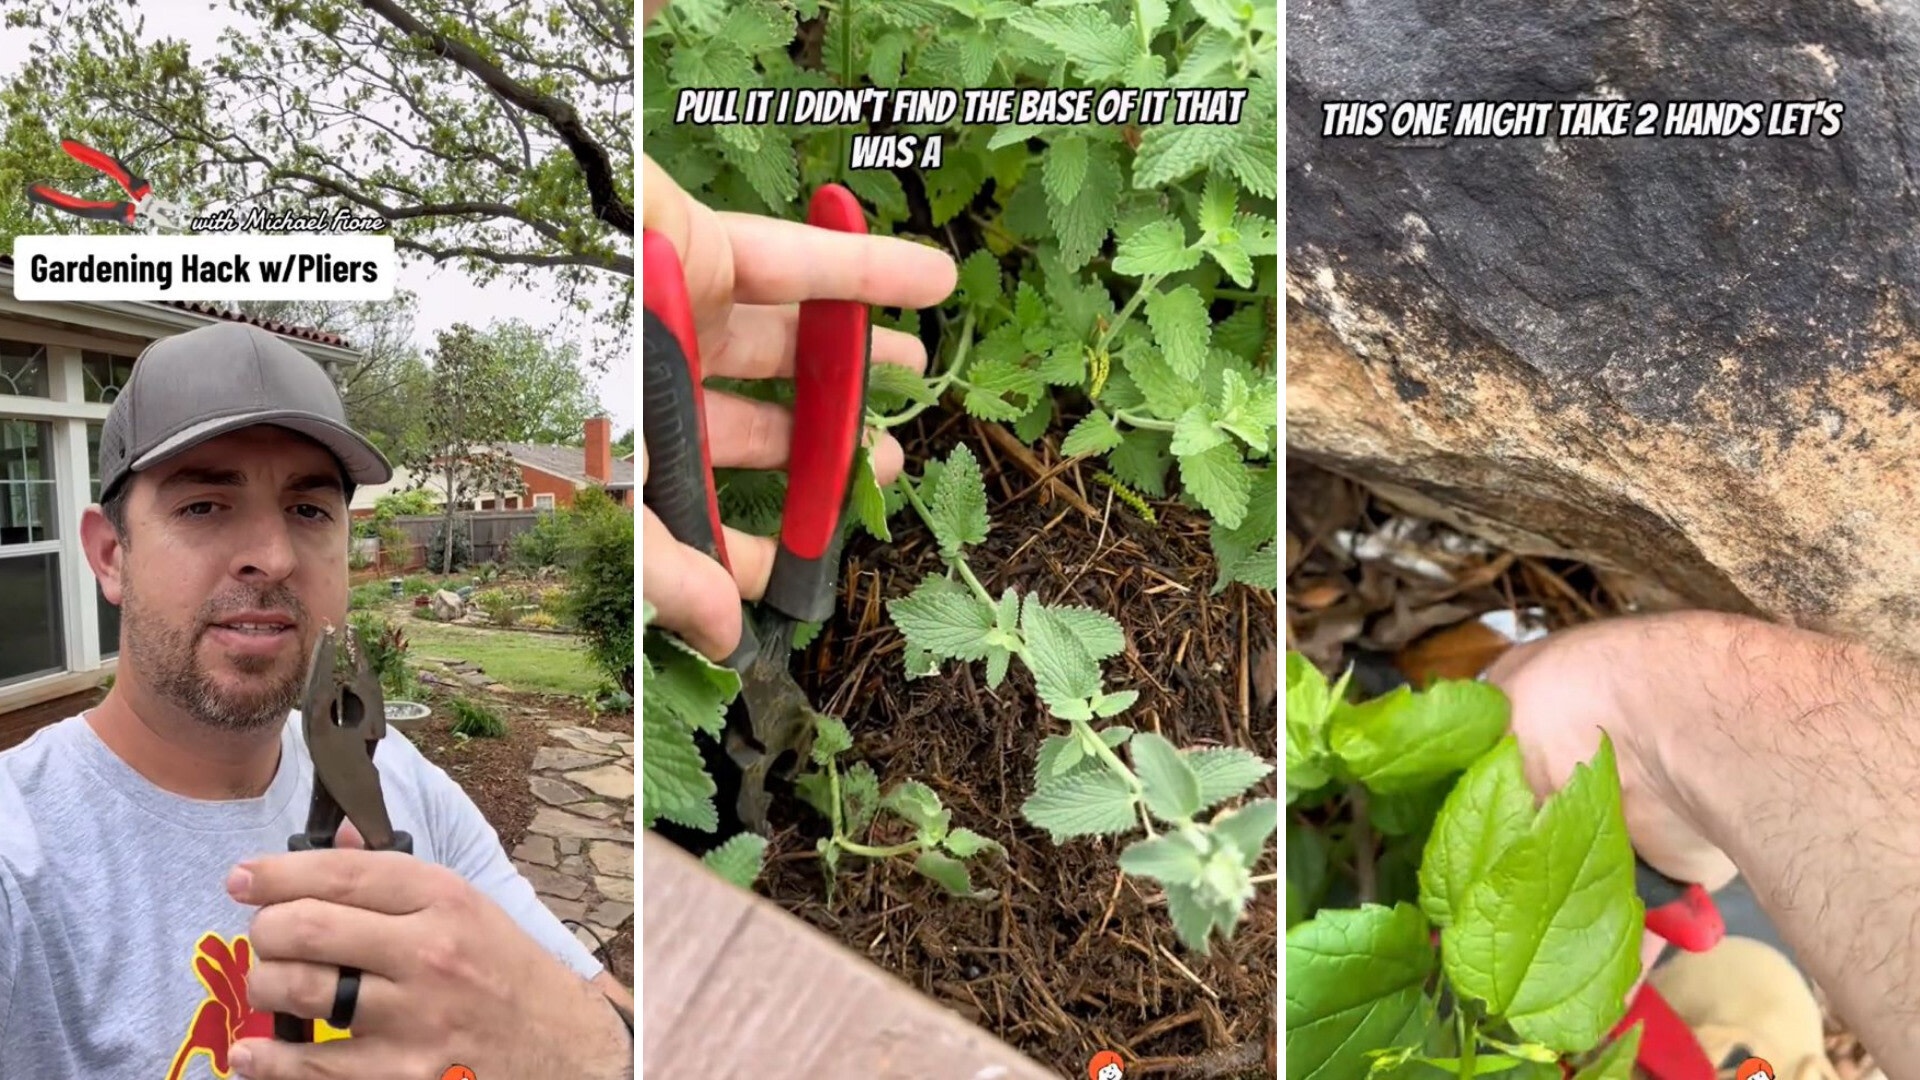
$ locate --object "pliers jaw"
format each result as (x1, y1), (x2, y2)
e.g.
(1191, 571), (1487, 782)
(294, 625), (411, 855)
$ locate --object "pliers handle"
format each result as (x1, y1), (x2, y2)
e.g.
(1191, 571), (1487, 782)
(26, 139), (155, 227)
(276, 624), (412, 1044)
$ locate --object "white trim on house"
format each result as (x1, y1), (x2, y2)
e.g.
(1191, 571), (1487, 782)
(0, 278), (361, 715)
(533, 492), (555, 509)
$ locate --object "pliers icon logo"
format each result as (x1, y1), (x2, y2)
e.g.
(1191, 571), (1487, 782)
(26, 138), (187, 231)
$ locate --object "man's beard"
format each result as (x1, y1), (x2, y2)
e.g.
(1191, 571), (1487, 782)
(121, 568), (310, 732)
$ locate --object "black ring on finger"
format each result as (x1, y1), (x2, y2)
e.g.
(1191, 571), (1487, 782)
(329, 966), (361, 1029)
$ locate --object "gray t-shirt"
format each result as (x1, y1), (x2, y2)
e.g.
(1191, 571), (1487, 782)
(0, 711), (600, 1078)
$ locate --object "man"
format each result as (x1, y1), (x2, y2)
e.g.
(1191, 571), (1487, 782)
(1492, 610), (1920, 1072)
(0, 322), (633, 1080)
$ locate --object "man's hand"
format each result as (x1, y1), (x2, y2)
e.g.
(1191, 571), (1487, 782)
(640, 156), (957, 660)
(226, 827), (628, 1080)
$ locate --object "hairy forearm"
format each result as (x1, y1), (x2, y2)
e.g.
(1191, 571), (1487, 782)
(1631, 613), (1920, 1070)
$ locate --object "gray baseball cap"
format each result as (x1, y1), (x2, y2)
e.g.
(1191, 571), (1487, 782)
(98, 321), (393, 501)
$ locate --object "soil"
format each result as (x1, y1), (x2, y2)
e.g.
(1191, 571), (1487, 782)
(754, 413), (1280, 1078)
(409, 690), (636, 987)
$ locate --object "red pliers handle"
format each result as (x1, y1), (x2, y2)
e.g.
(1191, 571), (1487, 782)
(1609, 859), (1726, 1080)
(26, 139), (153, 226)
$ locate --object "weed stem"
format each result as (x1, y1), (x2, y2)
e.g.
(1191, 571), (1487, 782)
(1113, 409), (1177, 433)
(1098, 272), (1167, 354)
(872, 312), (975, 429)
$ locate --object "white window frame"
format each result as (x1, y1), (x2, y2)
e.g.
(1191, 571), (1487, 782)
(533, 493), (555, 510)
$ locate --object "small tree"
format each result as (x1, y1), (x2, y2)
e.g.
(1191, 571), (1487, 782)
(398, 324), (523, 575)
(562, 496), (633, 693)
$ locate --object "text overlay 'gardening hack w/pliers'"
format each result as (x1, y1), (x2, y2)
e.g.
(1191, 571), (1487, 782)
(642, 183), (874, 838)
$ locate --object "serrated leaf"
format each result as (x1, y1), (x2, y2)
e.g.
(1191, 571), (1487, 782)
(1136, 0), (1170, 38)
(1117, 830), (1207, 885)
(700, 833), (769, 890)
(1039, 733), (1088, 779)
(1178, 441), (1253, 529)
(1206, 238), (1256, 288)
(886, 780), (951, 845)
(1172, 404), (1230, 457)
(889, 576), (995, 662)
(1018, 597), (1103, 706)
(1210, 797), (1279, 862)
(1418, 737), (1533, 928)
(811, 713), (853, 765)
(1109, 428), (1174, 496)
(1442, 737), (1643, 1052)
(795, 770), (834, 820)
(928, 444), (990, 557)
(1234, 212), (1279, 256)
(1216, 369), (1275, 453)
(1009, 7), (1138, 81)
(868, 361), (938, 407)
(1166, 881), (1237, 953)
(968, 353), (1044, 400)
(915, 850), (984, 898)
(1285, 904), (1437, 1080)
(1133, 731), (1204, 823)
(1022, 767), (1140, 840)
(1133, 118), (1242, 190)
(957, 250), (1003, 315)
(1120, 337), (1202, 421)
(718, 131), (799, 212)
(1047, 142), (1122, 270)
(1145, 285), (1212, 380)
(1286, 652), (1340, 801)
(867, 30), (911, 86)
(944, 827), (1004, 860)
(1046, 604), (1126, 660)
(1037, 344), (1085, 386)
(848, 445), (892, 543)
(1043, 135), (1090, 206)
(1186, 747), (1275, 808)
(641, 690), (717, 832)
(1199, 173), (1239, 235)
(1091, 689), (1138, 718)
(1329, 680), (1511, 794)
(963, 386), (1026, 422)
(792, 621), (823, 649)
(1192, 0), (1249, 32)
(1062, 411), (1124, 458)
(1112, 219), (1200, 277)
(842, 761), (882, 837)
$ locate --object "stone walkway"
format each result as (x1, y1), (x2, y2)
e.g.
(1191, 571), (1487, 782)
(509, 723), (635, 960)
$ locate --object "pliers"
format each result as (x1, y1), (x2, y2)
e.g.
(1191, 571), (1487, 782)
(1603, 861), (1726, 1079)
(26, 139), (188, 231)
(641, 183), (873, 837)
(275, 624), (413, 1043)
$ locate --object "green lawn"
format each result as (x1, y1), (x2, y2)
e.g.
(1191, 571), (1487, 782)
(401, 622), (601, 697)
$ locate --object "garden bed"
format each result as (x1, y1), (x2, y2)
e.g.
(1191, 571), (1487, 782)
(750, 416), (1278, 1077)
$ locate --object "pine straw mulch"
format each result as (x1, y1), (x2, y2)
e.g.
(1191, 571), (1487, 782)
(744, 411), (1279, 1079)
(1285, 456), (1879, 1080)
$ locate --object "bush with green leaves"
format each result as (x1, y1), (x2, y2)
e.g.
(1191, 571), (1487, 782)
(643, 0), (1278, 954)
(561, 504), (636, 693)
(1284, 653), (1646, 1079)
(449, 696), (507, 739)
(426, 518), (472, 574)
(348, 611), (411, 700)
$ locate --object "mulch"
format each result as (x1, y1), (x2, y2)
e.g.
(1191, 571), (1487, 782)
(408, 689), (635, 988)
(748, 412), (1279, 1078)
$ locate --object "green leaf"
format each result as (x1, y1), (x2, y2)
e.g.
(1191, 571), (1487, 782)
(1009, 7), (1138, 81)
(885, 780), (951, 845)
(1112, 219), (1200, 277)
(641, 689), (717, 832)
(1013, 395), (1054, 444)
(1117, 830), (1207, 884)
(1286, 819), (1331, 927)
(1192, 0), (1249, 32)
(1418, 738), (1533, 928)
(1120, 336), (1202, 421)
(927, 444), (990, 557)
(1215, 369), (1275, 453)
(1043, 134), (1090, 206)
(1109, 428), (1174, 496)
(849, 445), (892, 543)
(1187, 747), (1275, 808)
(868, 360), (938, 407)
(1210, 798), (1279, 862)
(889, 576), (995, 662)
(1132, 732), (1204, 823)
(1285, 904), (1437, 1080)
(1329, 680), (1511, 794)
(1136, 0), (1170, 39)
(842, 761), (882, 837)
(1442, 736), (1643, 1052)
(1133, 117), (1242, 190)
(867, 30), (911, 86)
(957, 249), (1003, 315)
(914, 850), (986, 898)
(1286, 652), (1340, 801)
(1022, 768), (1140, 841)
(1166, 880), (1240, 954)
(1572, 1024), (1643, 1080)
(1062, 411), (1125, 458)
(1205, 237), (1256, 289)
(1369, 778), (1453, 838)
(943, 827), (1004, 860)
(1047, 141), (1122, 270)
(700, 833), (769, 890)
(1038, 733), (1087, 780)
(810, 713), (853, 765)
(718, 132), (799, 211)
(1177, 441), (1253, 530)
(1172, 403), (1230, 457)
(1144, 285), (1212, 380)
(1019, 596), (1106, 706)
(1045, 603), (1127, 660)
(963, 385), (1026, 422)
(1091, 689), (1138, 718)
(722, 1), (798, 52)
(1199, 172), (1239, 235)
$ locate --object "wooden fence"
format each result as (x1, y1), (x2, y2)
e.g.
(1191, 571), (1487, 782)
(362, 510), (546, 572)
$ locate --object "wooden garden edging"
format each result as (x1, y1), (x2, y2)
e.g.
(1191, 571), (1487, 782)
(641, 832), (1058, 1078)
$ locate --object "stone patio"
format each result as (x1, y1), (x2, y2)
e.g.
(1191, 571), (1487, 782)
(509, 722), (635, 961)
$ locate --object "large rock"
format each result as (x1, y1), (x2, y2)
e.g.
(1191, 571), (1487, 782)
(1287, 0), (1920, 651)
(431, 590), (465, 622)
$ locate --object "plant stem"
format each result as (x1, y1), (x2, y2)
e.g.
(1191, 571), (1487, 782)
(1455, 1008), (1476, 1080)
(839, 838), (923, 859)
(1113, 409), (1177, 433)
(871, 311), (975, 429)
(1074, 716), (1145, 796)
(1097, 272), (1167, 354)
(838, 0), (855, 183)
(1351, 785), (1377, 904)
(1131, 0), (1151, 50)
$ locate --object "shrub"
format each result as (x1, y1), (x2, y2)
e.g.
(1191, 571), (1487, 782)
(448, 697), (506, 738)
(522, 611), (558, 630)
(347, 611), (410, 699)
(562, 503), (634, 692)
(348, 583), (387, 611)
(510, 509), (573, 569)
(402, 576), (438, 598)
(426, 517), (472, 574)
(373, 489), (437, 519)
(473, 588), (519, 626)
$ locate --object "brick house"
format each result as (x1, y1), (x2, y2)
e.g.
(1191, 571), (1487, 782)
(0, 255), (365, 720)
(348, 417), (635, 518)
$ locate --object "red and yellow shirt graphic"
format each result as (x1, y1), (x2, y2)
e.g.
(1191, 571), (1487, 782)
(165, 931), (350, 1080)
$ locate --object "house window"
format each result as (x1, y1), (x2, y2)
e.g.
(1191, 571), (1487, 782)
(0, 552), (63, 685)
(0, 421), (57, 546)
(505, 495), (520, 509)
(81, 351), (138, 403)
(0, 341), (50, 399)
(533, 493), (555, 509)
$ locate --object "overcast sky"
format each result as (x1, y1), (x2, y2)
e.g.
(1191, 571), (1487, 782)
(0, 11), (636, 437)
